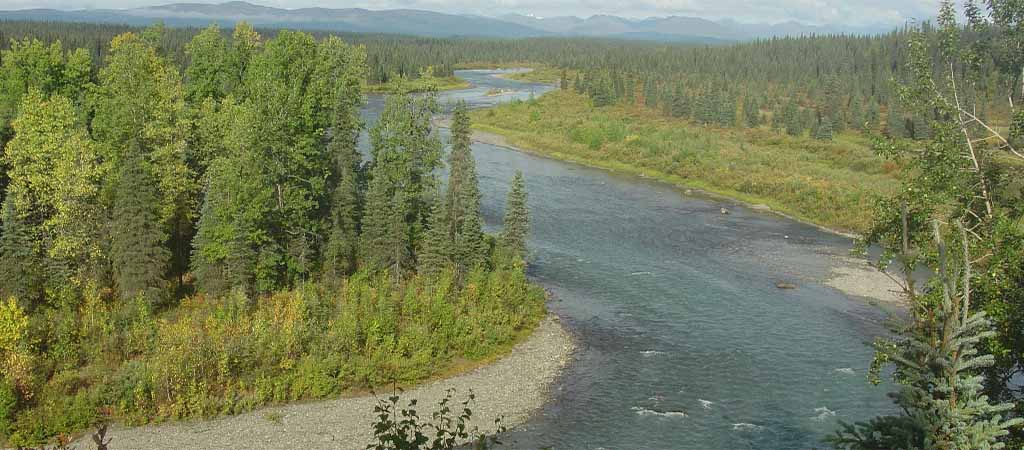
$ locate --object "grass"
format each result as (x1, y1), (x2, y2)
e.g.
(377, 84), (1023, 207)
(500, 66), (566, 84)
(365, 75), (471, 94)
(454, 63), (569, 84)
(470, 90), (901, 234)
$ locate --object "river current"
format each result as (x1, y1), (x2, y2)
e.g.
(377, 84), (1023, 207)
(361, 69), (895, 450)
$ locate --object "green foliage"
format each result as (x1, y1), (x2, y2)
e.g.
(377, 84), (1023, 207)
(0, 38), (91, 148)
(0, 197), (43, 303)
(0, 376), (15, 438)
(852, 1), (1024, 446)
(423, 102), (486, 275)
(472, 90), (898, 232)
(1, 269), (543, 444)
(500, 172), (529, 263)
(183, 24), (234, 102)
(814, 116), (834, 141)
(90, 31), (195, 233)
(110, 144), (170, 304)
(366, 389), (506, 450)
(362, 93), (442, 275)
(191, 132), (275, 296)
(2, 89), (104, 293)
(830, 222), (1023, 449)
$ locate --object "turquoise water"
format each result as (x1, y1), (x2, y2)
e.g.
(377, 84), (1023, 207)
(362, 69), (895, 450)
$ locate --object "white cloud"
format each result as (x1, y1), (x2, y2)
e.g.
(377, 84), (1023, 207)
(0, 0), (942, 27)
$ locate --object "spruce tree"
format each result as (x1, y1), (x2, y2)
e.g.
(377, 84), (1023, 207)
(865, 100), (880, 132)
(560, 70), (569, 91)
(814, 116), (834, 141)
(785, 102), (803, 136)
(360, 167), (412, 276)
(849, 97), (865, 131)
(500, 171), (529, 263)
(445, 103), (487, 272)
(718, 93), (736, 127)
(830, 222), (1023, 449)
(0, 196), (42, 303)
(417, 203), (451, 276)
(190, 139), (272, 297)
(322, 94), (363, 279)
(886, 104), (906, 138)
(744, 98), (760, 128)
(670, 85), (687, 118)
(110, 143), (170, 303)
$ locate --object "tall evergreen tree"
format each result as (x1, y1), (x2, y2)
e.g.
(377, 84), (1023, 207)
(500, 171), (529, 263)
(0, 196), (41, 303)
(110, 142), (170, 303)
(865, 99), (881, 132)
(360, 170), (412, 276)
(417, 203), (451, 276)
(445, 102), (486, 272)
(322, 71), (364, 279)
(190, 104), (274, 296)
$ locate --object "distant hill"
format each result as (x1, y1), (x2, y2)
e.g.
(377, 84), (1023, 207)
(499, 13), (841, 41)
(0, 1), (890, 41)
(0, 2), (547, 38)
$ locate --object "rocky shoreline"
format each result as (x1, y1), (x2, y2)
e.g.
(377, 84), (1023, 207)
(825, 256), (906, 305)
(81, 315), (575, 450)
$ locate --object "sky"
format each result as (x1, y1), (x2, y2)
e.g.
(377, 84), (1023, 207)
(3, 0), (943, 27)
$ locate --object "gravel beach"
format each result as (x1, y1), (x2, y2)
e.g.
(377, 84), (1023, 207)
(825, 256), (906, 304)
(86, 315), (574, 450)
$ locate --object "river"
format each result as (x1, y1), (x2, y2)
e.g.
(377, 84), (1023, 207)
(361, 69), (895, 450)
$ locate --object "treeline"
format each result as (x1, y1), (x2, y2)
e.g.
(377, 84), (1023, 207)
(3, 20), (987, 143)
(0, 22), (541, 446)
(6, 20), (999, 140)
(569, 24), (1015, 142)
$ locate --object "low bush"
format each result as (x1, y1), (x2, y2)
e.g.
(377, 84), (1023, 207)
(1, 267), (545, 446)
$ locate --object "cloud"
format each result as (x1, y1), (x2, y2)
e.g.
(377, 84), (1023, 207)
(3, 0), (942, 27)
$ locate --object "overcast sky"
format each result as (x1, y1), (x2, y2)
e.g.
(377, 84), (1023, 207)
(4, 0), (942, 27)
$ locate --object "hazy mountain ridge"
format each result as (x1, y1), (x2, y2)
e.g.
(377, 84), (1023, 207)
(0, 1), (889, 40)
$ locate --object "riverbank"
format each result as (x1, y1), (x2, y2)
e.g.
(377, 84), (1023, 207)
(465, 120), (862, 239)
(469, 90), (900, 235)
(465, 124), (905, 305)
(75, 315), (574, 450)
(365, 75), (471, 94)
(447, 112), (906, 306)
(825, 256), (906, 305)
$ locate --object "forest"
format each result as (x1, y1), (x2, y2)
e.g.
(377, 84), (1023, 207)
(0, 22), (542, 445)
(1, 0), (1024, 447)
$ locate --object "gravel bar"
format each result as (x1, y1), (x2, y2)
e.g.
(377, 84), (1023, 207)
(87, 315), (574, 450)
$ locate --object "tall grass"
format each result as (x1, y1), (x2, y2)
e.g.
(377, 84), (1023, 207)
(472, 91), (900, 233)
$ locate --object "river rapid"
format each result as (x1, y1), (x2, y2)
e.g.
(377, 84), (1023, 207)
(360, 69), (895, 450)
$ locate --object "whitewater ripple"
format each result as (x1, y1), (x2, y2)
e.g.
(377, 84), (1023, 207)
(631, 406), (687, 419)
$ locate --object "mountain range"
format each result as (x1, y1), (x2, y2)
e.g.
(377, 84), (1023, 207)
(0, 1), (893, 42)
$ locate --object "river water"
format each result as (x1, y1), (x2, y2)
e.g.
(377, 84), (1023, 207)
(362, 69), (895, 450)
